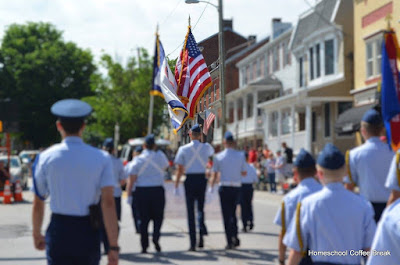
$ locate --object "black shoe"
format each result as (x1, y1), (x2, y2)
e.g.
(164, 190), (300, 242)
(198, 238), (204, 248)
(141, 248), (147, 254)
(225, 244), (234, 250)
(154, 242), (161, 252)
(242, 227), (248, 233)
(249, 223), (254, 230)
(188, 246), (196, 252)
(232, 237), (240, 248)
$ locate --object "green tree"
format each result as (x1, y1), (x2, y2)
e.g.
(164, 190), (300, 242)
(83, 48), (166, 145)
(0, 22), (95, 147)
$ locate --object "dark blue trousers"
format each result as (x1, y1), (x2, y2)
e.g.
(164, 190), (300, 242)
(100, 197), (121, 253)
(371, 202), (386, 223)
(219, 186), (240, 245)
(46, 214), (100, 265)
(136, 186), (165, 250)
(313, 263), (359, 265)
(184, 174), (208, 247)
(268, 173), (276, 192)
(130, 190), (140, 233)
(240, 184), (254, 229)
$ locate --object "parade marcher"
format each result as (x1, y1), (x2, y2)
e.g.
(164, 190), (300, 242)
(345, 109), (394, 222)
(31, 99), (119, 265)
(126, 146), (143, 234)
(274, 148), (322, 265)
(174, 124), (215, 251)
(100, 137), (126, 254)
(385, 145), (400, 205)
(282, 142), (293, 178)
(125, 134), (169, 253)
(366, 198), (400, 265)
(240, 153), (258, 232)
(210, 131), (247, 249)
(284, 144), (376, 265)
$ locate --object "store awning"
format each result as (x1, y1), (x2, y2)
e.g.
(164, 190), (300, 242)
(335, 104), (377, 135)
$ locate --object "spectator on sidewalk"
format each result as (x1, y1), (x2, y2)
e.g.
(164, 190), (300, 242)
(264, 153), (276, 193)
(275, 150), (286, 194)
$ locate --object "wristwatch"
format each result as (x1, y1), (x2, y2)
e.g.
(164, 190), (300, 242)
(109, 246), (120, 252)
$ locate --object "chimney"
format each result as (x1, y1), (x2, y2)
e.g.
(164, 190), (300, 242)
(223, 19), (233, 30)
(271, 18), (292, 40)
(248, 35), (257, 44)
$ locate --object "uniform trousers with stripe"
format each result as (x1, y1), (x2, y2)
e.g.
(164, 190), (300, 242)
(136, 186), (165, 250)
(219, 186), (240, 245)
(240, 184), (254, 229)
(184, 174), (208, 247)
(46, 214), (100, 265)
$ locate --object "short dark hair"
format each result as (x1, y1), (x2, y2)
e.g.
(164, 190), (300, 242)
(59, 118), (84, 134)
(361, 121), (383, 136)
(145, 143), (155, 150)
(191, 131), (201, 138)
(297, 166), (317, 178)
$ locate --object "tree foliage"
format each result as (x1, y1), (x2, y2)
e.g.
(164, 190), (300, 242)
(0, 22), (95, 147)
(83, 48), (166, 146)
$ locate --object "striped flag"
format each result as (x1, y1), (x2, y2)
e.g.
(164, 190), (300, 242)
(175, 26), (213, 119)
(203, 109), (216, 135)
(151, 33), (189, 133)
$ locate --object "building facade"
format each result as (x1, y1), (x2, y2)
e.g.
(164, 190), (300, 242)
(257, 0), (354, 155)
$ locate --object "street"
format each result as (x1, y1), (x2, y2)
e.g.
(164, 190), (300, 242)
(0, 181), (283, 265)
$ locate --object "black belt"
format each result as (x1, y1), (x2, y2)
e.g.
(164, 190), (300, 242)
(186, 173), (206, 177)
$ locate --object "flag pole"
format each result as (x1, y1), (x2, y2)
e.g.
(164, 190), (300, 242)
(148, 25), (159, 135)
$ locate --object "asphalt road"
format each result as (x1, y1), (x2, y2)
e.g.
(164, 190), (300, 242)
(0, 181), (283, 265)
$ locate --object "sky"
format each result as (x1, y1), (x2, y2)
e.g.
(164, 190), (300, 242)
(0, 0), (314, 65)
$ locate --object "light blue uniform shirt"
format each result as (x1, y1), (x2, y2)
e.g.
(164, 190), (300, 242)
(385, 150), (400, 192)
(125, 157), (138, 191)
(213, 148), (247, 186)
(242, 163), (258, 184)
(284, 182), (376, 264)
(174, 140), (214, 174)
(367, 198), (400, 265)
(126, 149), (169, 187)
(109, 155), (126, 197)
(274, 178), (322, 230)
(347, 137), (394, 202)
(33, 137), (114, 216)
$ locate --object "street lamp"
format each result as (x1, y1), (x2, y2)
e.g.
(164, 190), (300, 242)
(185, 0), (226, 145)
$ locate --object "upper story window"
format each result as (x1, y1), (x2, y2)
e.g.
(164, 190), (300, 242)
(273, 46), (280, 72)
(283, 42), (291, 67)
(324, 39), (335, 75)
(299, 56), (304, 87)
(366, 35), (383, 78)
(315, 43), (321, 78)
(264, 53), (269, 76)
(208, 87), (211, 103)
(252, 61), (257, 80)
(309, 47), (314, 80)
(257, 58), (261, 77)
(241, 68), (246, 86)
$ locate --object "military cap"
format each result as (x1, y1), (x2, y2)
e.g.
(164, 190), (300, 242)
(317, 143), (345, 170)
(135, 146), (143, 153)
(294, 148), (315, 168)
(51, 99), (92, 119)
(191, 124), (201, 133)
(102, 138), (114, 149)
(224, 131), (234, 141)
(145, 134), (155, 145)
(362, 109), (383, 125)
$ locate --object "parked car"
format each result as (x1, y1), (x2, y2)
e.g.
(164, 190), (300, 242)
(19, 150), (40, 164)
(0, 155), (28, 190)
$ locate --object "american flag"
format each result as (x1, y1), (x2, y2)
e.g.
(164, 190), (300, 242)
(175, 27), (212, 119)
(203, 109), (216, 135)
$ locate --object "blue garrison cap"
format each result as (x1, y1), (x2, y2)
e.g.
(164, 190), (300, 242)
(317, 143), (345, 170)
(102, 138), (114, 149)
(145, 134), (155, 145)
(51, 99), (92, 119)
(135, 146), (143, 153)
(362, 109), (383, 125)
(294, 148), (315, 168)
(191, 124), (201, 133)
(224, 131), (234, 141)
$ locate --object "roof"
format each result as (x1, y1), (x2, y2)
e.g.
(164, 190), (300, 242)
(291, 0), (338, 49)
(248, 76), (281, 86)
(225, 36), (270, 64)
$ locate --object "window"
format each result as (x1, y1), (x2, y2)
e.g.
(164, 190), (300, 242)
(324, 103), (331, 137)
(246, 65), (251, 83)
(241, 68), (247, 86)
(238, 98), (243, 120)
(309, 47), (314, 80)
(338, 102), (352, 115)
(213, 84), (217, 101)
(316, 44), (321, 78)
(265, 53), (269, 76)
(281, 109), (291, 135)
(257, 58), (261, 77)
(247, 94), (253, 118)
(366, 36), (383, 78)
(270, 111), (278, 137)
(299, 57), (304, 87)
(283, 42), (290, 67)
(312, 112), (317, 142)
(273, 47), (279, 72)
(252, 61), (257, 80)
(324, 39), (334, 75)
